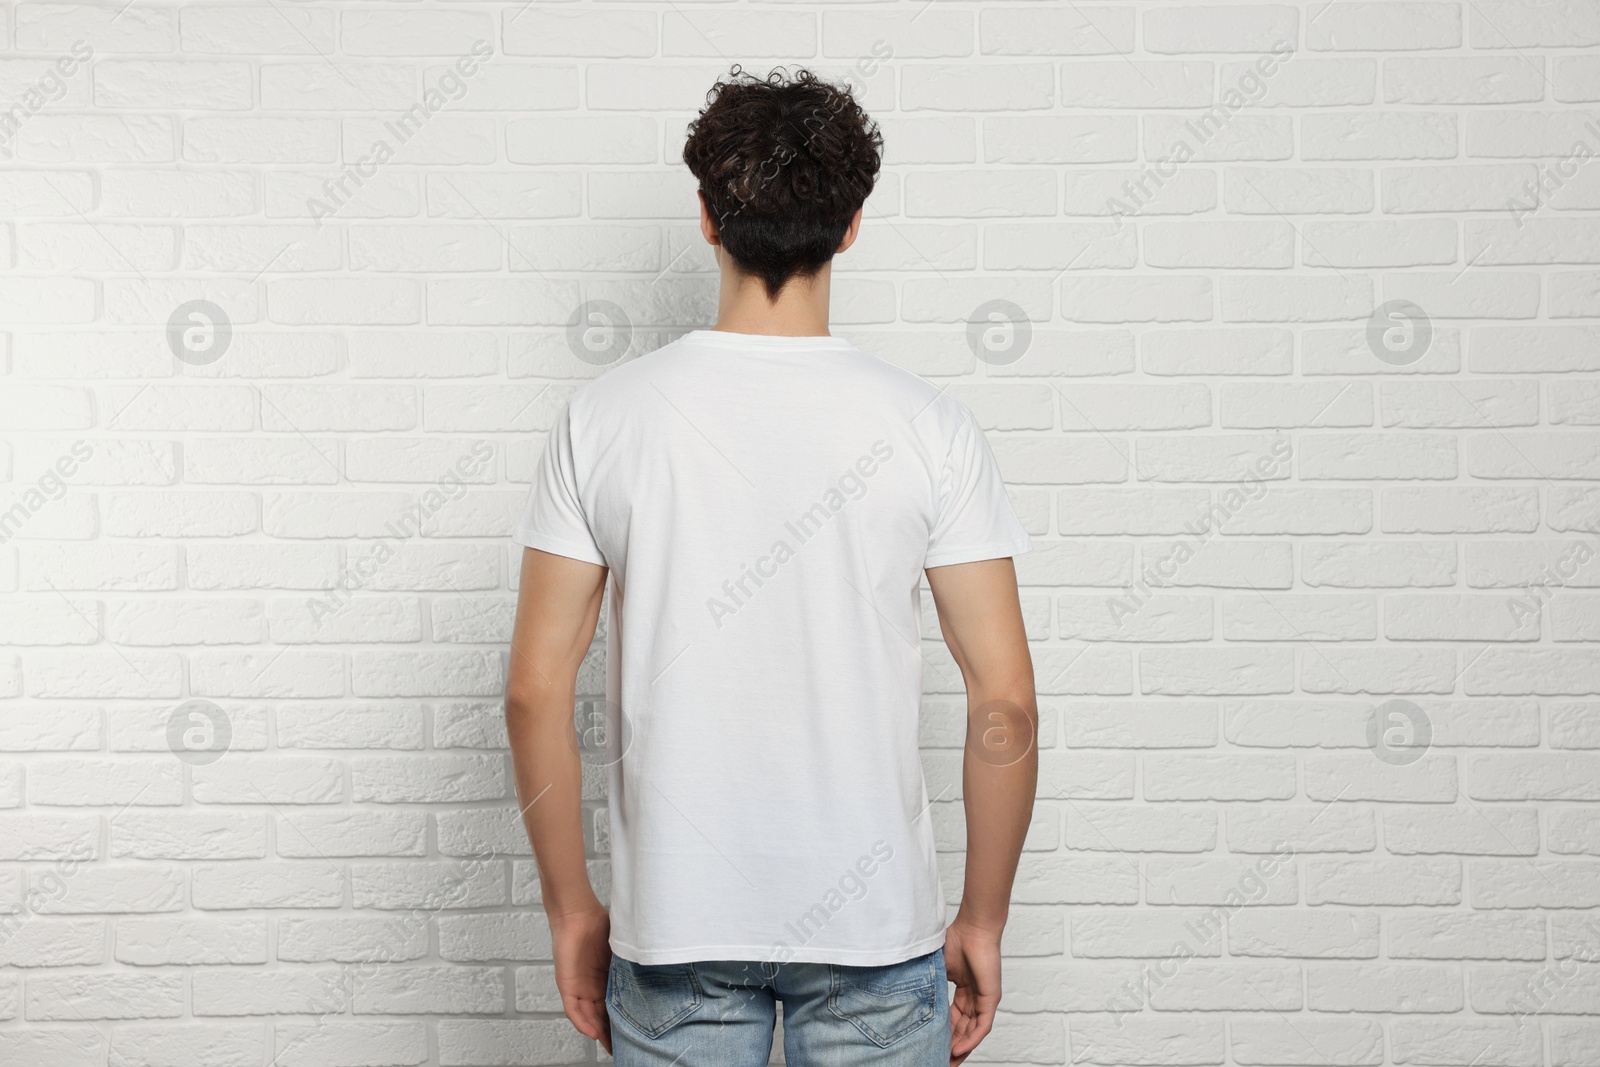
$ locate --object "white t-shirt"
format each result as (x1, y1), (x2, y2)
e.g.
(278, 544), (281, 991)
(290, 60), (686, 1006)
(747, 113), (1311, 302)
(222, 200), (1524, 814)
(513, 328), (1031, 966)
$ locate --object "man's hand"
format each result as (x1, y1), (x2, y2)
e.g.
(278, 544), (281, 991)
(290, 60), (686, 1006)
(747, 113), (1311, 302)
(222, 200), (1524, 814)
(945, 917), (1003, 1066)
(551, 903), (614, 1055)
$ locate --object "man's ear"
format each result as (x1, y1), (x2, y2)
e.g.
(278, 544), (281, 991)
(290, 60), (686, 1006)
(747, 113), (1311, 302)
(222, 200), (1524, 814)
(835, 206), (864, 254)
(698, 190), (722, 247)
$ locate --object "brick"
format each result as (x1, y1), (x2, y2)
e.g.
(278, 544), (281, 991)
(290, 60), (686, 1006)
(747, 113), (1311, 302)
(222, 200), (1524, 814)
(1233, 1017), (1382, 1064)
(1305, 857), (1462, 905)
(1383, 806), (1540, 854)
(1387, 911), (1546, 960)
(1303, 542), (1457, 588)
(1307, 4), (1462, 50)
(981, 7), (1134, 56)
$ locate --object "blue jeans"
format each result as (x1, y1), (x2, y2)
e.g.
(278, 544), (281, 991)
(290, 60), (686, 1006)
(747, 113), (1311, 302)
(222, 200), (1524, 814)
(608, 948), (950, 1066)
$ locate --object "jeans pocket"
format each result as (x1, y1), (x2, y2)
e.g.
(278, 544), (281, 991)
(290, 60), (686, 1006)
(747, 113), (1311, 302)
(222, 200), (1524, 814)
(827, 949), (939, 1048)
(609, 957), (703, 1039)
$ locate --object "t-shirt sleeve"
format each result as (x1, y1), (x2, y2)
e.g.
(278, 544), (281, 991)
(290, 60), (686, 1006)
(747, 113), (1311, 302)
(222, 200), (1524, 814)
(512, 402), (608, 567)
(924, 405), (1033, 569)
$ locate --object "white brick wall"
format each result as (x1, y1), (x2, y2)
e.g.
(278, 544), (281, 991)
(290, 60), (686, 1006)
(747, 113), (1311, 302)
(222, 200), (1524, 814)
(1, 1), (1599, 1064)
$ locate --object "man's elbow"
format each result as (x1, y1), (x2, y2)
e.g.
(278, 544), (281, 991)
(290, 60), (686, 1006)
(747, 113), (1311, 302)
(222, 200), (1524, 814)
(504, 680), (559, 721)
(967, 692), (1039, 767)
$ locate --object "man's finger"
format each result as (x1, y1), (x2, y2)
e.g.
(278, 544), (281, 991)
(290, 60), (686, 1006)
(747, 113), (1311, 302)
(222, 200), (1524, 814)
(589, 999), (614, 1054)
(566, 997), (605, 1041)
(952, 1014), (988, 1067)
(950, 1000), (997, 1058)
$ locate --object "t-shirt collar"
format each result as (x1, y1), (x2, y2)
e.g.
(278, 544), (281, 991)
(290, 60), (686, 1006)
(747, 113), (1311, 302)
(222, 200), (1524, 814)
(685, 328), (853, 349)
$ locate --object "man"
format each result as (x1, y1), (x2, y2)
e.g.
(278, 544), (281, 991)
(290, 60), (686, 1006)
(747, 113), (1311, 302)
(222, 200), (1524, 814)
(505, 66), (1038, 1067)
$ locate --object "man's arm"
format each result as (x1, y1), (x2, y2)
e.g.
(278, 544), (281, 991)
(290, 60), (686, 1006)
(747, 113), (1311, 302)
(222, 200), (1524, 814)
(925, 556), (1039, 1067)
(504, 546), (612, 1053)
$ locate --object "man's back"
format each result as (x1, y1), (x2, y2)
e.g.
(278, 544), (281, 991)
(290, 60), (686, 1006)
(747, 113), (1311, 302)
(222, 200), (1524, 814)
(515, 328), (1029, 964)
(504, 66), (1037, 1066)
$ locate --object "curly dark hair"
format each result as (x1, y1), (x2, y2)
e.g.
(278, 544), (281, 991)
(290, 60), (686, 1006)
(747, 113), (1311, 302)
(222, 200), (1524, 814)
(682, 66), (883, 300)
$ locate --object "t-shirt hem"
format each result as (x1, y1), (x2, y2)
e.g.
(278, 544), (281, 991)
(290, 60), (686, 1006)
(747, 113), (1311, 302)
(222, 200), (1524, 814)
(610, 927), (948, 967)
(512, 527), (607, 568)
(924, 536), (1033, 570)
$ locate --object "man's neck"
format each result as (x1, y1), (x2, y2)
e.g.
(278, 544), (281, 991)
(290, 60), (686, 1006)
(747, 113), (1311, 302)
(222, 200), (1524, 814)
(710, 262), (833, 337)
